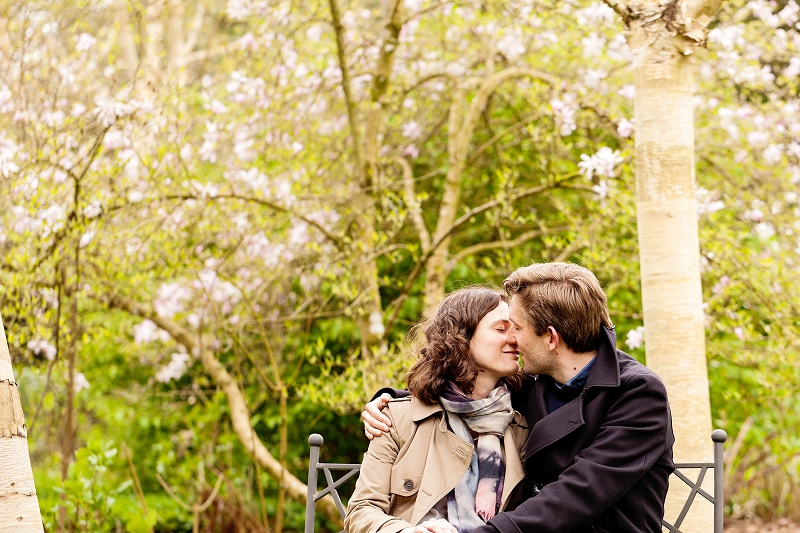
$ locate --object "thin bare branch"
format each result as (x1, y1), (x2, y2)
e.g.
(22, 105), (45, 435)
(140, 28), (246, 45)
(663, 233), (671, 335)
(397, 156), (430, 252)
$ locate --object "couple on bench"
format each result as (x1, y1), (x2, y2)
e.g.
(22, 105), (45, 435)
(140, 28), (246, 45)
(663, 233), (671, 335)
(347, 263), (674, 533)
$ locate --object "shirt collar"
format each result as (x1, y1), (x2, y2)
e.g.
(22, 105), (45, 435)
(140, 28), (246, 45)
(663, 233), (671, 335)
(553, 356), (596, 390)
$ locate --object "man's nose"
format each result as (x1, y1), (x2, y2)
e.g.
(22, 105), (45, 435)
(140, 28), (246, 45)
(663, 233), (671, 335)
(506, 329), (516, 344)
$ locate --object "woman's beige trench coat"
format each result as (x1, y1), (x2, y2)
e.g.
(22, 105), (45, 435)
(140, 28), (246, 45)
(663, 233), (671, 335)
(344, 396), (529, 533)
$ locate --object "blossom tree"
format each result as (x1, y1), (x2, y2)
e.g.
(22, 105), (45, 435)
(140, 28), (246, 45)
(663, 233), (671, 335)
(2, 0), (800, 529)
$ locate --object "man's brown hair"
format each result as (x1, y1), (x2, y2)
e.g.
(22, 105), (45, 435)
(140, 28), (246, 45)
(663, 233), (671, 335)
(503, 263), (612, 353)
(407, 287), (523, 404)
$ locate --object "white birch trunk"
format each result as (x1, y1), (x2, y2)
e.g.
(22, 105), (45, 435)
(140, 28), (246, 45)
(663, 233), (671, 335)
(625, 1), (722, 530)
(0, 313), (44, 531)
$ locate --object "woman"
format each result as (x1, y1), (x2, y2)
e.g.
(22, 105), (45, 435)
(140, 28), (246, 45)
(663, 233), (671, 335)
(344, 288), (529, 533)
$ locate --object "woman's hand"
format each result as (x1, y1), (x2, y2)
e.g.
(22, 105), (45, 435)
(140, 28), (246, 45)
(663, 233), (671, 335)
(400, 519), (458, 533)
(362, 393), (393, 439)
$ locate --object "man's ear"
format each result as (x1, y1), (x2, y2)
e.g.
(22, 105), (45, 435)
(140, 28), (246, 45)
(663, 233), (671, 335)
(546, 326), (561, 351)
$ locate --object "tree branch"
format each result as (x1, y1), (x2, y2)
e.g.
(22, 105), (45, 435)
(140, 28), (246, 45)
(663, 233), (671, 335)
(396, 156), (430, 252)
(446, 228), (549, 270)
(327, 0), (366, 183)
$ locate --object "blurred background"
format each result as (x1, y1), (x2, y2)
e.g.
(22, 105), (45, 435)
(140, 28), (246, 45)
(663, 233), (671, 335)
(1, 0), (799, 531)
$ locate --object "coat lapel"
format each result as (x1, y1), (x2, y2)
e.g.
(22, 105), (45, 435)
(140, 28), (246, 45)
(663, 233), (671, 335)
(525, 377), (585, 458)
(524, 327), (622, 459)
(500, 412), (527, 510)
(410, 414), (473, 525)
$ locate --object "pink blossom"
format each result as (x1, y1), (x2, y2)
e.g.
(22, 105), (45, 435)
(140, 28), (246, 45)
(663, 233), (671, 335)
(238, 32), (257, 50)
(75, 33), (97, 51)
(27, 339), (57, 360)
(73, 372), (90, 393)
(734, 327), (745, 341)
(582, 32), (605, 58)
(154, 282), (192, 318)
(402, 120), (423, 140)
(402, 144), (419, 158)
(617, 118), (634, 138)
(155, 353), (191, 383)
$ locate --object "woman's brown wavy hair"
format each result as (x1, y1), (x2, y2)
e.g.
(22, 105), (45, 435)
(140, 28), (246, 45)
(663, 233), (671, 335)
(407, 287), (523, 404)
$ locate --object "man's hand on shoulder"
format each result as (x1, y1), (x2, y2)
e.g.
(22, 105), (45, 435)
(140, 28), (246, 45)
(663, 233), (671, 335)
(362, 393), (393, 439)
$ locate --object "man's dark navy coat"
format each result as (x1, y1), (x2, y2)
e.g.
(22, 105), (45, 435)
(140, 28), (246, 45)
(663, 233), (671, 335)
(481, 326), (675, 533)
(374, 327), (674, 532)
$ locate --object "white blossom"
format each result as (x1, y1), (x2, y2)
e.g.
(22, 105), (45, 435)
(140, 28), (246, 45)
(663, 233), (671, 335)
(369, 311), (385, 337)
(744, 208), (764, 222)
(753, 222), (775, 240)
(617, 118), (634, 138)
(696, 187), (725, 215)
(575, 2), (616, 26)
(28, 339), (57, 360)
(582, 32), (605, 58)
(84, 201), (102, 219)
(578, 147), (624, 179)
(592, 180), (609, 200)
(94, 96), (133, 127)
(75, 33), (97, 51)
(73, 372), (90, 393)
(625, 326), (645, 350)
(155, 353), (191, 383)
(762, 143), (784, 164)
(551, 95), (578, 136)
(154, 282), (192, 318)
(79, 230), (95, 248)
(133, 319), (170, 344)
(226, 0), (252, 20)
(402, 120), (423, 140)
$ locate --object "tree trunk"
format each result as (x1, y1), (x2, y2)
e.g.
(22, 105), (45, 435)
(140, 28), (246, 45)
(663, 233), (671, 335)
(625, 1), (722, 530)
(328, 0), (404, 368)
(0, 313), (44, 531)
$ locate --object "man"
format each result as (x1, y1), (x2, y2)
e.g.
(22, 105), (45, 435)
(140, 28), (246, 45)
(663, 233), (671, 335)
(363, 263), (674, 533)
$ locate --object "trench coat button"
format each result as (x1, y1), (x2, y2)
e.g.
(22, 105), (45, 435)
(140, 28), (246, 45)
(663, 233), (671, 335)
(532, 483), (544, 495)
(403, 480), (414, 491)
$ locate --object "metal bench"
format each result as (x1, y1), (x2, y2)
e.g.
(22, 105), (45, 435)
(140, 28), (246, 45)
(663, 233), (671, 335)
(662, 429), (728, 533)
(305, 430), (728, 533)
(305, 434), (361, 533)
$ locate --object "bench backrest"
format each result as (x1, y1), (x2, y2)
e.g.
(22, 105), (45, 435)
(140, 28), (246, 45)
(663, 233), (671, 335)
(305, 430), (728, 533)
(662, 429), (728, 533)
(305, 433), (361, 533)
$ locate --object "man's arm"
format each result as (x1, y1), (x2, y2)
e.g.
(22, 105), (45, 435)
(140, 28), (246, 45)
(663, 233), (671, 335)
(363, 388), (410, 439)
(475, 370), (673, 533)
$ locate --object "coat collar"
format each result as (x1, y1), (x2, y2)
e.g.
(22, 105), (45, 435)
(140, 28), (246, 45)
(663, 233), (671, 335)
(410, 395), (527, 426)
(524, 326), (622, 458)
(410, 396), (444, 422)
(585, 326), (621, 390)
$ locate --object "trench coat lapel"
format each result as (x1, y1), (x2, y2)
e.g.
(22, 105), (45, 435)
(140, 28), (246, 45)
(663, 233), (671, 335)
(500, 413), (526, 510)
(406, 402), (529, 524)
(410, 414), (473, 525)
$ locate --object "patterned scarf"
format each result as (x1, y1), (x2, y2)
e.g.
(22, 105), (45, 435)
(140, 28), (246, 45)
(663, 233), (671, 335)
(439, 382), (513, 533)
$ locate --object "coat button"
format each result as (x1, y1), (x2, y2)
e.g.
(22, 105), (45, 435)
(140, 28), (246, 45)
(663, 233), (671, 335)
(403, 480), (413, 491)
(532, 483), (544, 495)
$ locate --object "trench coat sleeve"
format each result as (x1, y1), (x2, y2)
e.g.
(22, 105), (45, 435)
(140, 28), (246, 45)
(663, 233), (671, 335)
(474, 369), (672, 533)
(345, 406), (415, 533)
